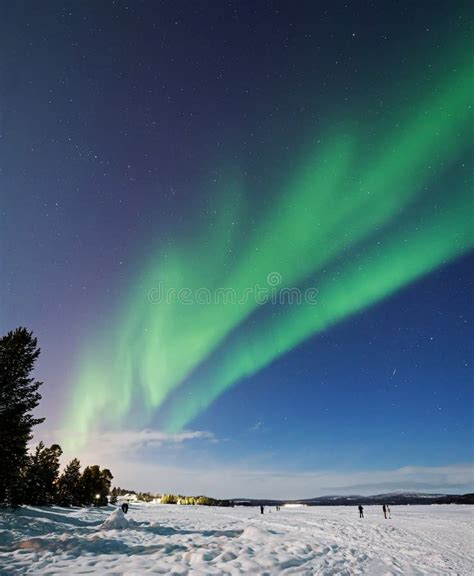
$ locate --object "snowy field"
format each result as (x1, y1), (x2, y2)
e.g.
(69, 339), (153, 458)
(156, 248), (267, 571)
(0, 503), (473, 575)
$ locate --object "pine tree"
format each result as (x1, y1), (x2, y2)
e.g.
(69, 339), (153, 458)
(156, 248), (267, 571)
(57, 458), (82, 507)
(0, 328), (45, 507)
(100, 469), (113, 505)
(24, 442), (63, 506)
(109, 486), (118, 505)
(80, 465), (113, 506)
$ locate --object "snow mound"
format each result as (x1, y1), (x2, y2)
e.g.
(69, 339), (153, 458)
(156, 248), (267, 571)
(240, 525), (272, 540)
(101, 509), (129, 529)
(1, 504), (472, 574)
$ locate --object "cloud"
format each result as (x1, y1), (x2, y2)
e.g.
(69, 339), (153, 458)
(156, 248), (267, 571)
(38, 428), (215, 463)
(90, 429), (216, 454)
(86, 457), (474, 499)
(37, 428), (473, 498)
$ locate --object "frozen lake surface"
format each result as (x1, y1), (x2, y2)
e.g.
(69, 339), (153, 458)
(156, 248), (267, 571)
(1, 503), (472, 574)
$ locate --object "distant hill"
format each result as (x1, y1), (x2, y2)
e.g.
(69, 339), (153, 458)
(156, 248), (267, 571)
(232, 492), (474, 506)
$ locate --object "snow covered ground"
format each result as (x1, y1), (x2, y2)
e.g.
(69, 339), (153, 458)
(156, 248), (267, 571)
(0, 503), (472, 574)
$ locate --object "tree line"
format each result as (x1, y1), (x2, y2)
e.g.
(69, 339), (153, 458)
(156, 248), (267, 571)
(160, 494), (234, 506)
(109, 487), (156, 503)
(108, 488), (234, 507)
(0, 327), (113, 508)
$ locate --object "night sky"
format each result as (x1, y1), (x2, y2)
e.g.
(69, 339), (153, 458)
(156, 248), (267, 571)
(1, 1), (473, 497)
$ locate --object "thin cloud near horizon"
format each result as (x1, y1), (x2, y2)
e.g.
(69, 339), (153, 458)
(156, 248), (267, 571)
(37, 428), (474, 499)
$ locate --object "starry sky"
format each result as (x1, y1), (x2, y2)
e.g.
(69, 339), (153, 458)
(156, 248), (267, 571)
(1, 1), (473, 498)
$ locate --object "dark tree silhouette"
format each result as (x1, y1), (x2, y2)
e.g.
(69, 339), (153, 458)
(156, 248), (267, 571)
(0, 328), (44, 507)
(80, 465), (113, 506)
(23, 442), (63, 506)
(57, 458), (82, 507)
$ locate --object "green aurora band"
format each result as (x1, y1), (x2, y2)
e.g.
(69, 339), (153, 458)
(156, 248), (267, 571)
(63, 46), (473, 448)
(164, 187), (473, 431)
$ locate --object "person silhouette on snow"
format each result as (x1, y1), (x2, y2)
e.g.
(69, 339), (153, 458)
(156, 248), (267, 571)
(358, 505), (364, 518)
(383, 504), (387, 519)
(260, 505), (264, 515)
(121, 502), (129, 514)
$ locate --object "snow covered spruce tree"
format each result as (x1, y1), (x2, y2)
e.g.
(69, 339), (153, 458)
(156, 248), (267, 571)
(0, 328), (45, 507)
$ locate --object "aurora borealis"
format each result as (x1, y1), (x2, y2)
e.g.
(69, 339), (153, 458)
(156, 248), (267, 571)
(61, 36), (473, 445)
(2, 1), (473, 494)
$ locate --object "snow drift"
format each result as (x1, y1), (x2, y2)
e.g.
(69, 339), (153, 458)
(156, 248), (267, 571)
(0, 503), (472, 574)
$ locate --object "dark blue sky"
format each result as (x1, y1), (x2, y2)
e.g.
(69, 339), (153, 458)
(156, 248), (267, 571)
(1, 1), (472, 496)
(197, 254), (473, 469)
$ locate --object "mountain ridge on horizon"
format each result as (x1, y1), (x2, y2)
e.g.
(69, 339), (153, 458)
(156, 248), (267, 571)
(230, 491), (474, 506)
